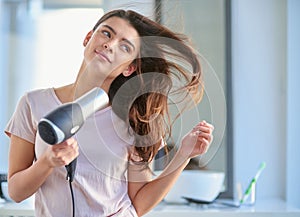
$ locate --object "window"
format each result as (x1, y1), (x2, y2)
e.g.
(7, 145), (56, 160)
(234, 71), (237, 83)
(33, 8), (104, 89)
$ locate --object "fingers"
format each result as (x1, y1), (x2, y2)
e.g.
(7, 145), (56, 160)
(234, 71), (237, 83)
(197, 137), (210, 153)
(194, 120), (214, 154)
(179, 120), (214, 158)
(197, 132), (213, 144)
(193, 120), (213, 138)
(193, 120), (214, 134)
(48, 138), (79, 167)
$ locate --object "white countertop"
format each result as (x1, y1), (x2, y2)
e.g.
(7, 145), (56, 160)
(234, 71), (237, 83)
(144, 198), (300, 217)
(0, 198), (34, 217)
(0, 197), (299, 217)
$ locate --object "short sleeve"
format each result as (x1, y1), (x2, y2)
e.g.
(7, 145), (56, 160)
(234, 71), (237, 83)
(127, 138), (166, 182)
(5, 93), (36, 144)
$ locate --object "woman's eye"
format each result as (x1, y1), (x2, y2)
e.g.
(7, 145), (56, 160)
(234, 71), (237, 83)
(120, 44), (130, 53)
(102, 30), (111, 38)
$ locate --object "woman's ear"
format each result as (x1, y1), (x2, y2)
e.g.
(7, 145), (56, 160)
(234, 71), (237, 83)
(122, 63), (136, 77)
(83, 30), (94, 46)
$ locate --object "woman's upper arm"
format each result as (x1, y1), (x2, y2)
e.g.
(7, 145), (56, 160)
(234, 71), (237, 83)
(127, 139), (165, 201)
(127, 161), (153, 202)
(8, 135), (35, 179)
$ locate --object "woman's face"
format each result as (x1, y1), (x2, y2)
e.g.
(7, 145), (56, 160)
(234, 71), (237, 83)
(83, 16), (140, 83)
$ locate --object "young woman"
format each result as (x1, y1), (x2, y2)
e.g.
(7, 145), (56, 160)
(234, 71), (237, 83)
(5, 9), (214, 217)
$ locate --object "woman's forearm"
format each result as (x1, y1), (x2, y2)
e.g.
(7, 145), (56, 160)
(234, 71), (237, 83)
(9, 155), (53, 202)
(131, 152), (190, 216)
(131, 120), (214, 216)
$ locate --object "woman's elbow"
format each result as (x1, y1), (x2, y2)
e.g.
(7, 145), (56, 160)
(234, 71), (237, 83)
(8, 188), (24, 203)
(132, 202), (152, 217)
(8, 181), (28, 203)
(134, 208), (145, 217)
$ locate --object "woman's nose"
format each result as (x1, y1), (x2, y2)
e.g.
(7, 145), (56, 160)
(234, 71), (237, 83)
(103, 42), (113, 52)
(104, 43), (109, 49)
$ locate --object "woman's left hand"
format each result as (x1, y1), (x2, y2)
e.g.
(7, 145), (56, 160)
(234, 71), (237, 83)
(179, 120), (214, 159)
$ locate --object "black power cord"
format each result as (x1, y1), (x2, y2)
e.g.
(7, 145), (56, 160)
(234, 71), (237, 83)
(68, 180), (75, 217)
(66, 160), (77, 217)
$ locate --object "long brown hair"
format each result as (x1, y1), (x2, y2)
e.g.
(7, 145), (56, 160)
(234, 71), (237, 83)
(93, 10), (203, 164)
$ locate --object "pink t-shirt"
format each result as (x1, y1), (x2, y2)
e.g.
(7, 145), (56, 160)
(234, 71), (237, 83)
(5, 88), (138, 217)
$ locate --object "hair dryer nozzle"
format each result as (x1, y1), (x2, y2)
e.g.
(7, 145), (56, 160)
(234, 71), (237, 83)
(38, 103), (83, 144)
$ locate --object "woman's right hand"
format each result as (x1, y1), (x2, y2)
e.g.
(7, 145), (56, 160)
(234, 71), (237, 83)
(8, 135), (78, 202)
(43, 137), (79, 168)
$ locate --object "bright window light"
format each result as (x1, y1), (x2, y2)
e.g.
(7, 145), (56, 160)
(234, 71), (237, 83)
(33, 8), (104, 89)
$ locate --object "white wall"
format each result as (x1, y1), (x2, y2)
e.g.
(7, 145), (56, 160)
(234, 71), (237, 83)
(232, 0), (286, 199)
(0, 0), (9, 173)
(0, 0), (38, 172)
(232, 0), (299, 207)
(286, 0), (300, 208)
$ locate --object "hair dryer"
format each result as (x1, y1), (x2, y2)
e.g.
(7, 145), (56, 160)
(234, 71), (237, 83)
(38, 87), (109, 182)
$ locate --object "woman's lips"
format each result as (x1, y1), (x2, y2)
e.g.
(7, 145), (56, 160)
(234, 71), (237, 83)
(95, 50), (111, 63)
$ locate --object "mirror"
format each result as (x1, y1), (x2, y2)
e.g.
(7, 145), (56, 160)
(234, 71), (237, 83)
(154, 0), (232, 197)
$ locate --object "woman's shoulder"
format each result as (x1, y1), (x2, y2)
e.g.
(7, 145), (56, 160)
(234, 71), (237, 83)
(25, 87), (53, 100)
(25, 87), (51, 96)
(24, 87), (60, 108)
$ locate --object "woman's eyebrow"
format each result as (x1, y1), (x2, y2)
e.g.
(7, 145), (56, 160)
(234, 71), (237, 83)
(103, 24), (136, 51)
(122, 38), (136, 51)
(103, 24), (117, 35)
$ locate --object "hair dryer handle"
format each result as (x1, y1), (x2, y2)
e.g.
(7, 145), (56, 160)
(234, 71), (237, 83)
(65, 158), (77, 182)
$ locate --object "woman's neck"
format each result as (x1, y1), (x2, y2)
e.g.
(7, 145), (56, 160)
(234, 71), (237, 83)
(73, 62), (113, 97)
(54, 84), (76, 103)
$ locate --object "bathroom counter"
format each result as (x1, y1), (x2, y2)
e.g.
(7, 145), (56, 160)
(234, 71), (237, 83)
(0, 198), (299, 217)
(0, 200), (34, 217)
(144, 198), (300, 217)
